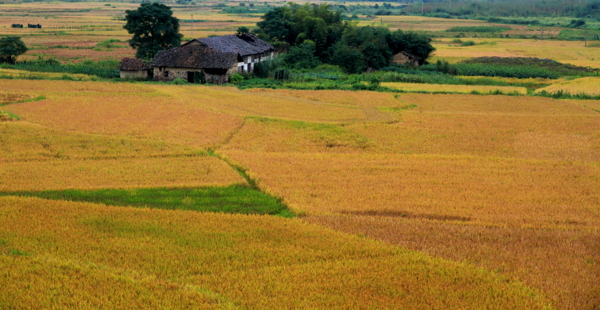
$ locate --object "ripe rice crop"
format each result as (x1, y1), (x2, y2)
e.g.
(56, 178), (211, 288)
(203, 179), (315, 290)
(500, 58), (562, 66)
(433, 39), (600, 69)
(381, 82), (527, 94)
(0, 156), (244, 191)
(244, 88), (402, 108)
(0, 196), (551, 309)
(304, 214), (599, 310)
(154, 85), (368, 122)
(0, 80), (243, 148)
(0, 122), (202, 162)
(220, 117), (375, 153)
(0, 68), (95, 81)
(535, 77), (600, 96)
(222, 151), (600, 229)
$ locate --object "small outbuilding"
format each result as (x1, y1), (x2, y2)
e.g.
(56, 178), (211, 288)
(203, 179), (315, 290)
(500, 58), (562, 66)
(391, 51), (421, 67)
(118, 58), (152, 79)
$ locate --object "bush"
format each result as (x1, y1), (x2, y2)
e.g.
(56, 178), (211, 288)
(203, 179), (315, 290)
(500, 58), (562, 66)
(230, 73), (244, 84)
(273, 67), (291, 80)
(282, 41), (321, 70)
(169, 78), (188, 85)
(454, 63), (558, 79)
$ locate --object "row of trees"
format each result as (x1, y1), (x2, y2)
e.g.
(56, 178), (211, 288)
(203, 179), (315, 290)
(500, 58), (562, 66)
(254, 3), (435, 73)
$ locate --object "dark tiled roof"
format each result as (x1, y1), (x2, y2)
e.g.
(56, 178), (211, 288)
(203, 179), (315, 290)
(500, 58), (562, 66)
(185, 34), (276, 57)
(400, 51), (421, 60)
(118, 58), (150, 71)
(151, 45), (237, 69)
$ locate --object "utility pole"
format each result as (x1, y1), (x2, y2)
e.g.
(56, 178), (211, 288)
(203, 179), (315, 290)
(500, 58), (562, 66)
(421, 0), (424, 14)
(191, 14), (193, 38)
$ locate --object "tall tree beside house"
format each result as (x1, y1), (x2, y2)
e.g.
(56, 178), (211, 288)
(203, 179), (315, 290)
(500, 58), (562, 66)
(255, 3), (349, 60)
(0, 36), (28, 64)
(123, 3), (183, 60)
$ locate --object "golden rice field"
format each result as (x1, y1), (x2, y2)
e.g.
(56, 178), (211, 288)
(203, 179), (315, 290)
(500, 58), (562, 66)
(1, 73), (599, 308)
(1, 2), (600, 308)
(381, 82), (527, 94)
(0, 68), (95, 81)
(0, 80), (244, 147)
(432, 38), (600, 68)
(215, 88), (600, 309)
(535, 77), (600, 96)
(304, 214), (600, 310)
(0, 197), (551, 309)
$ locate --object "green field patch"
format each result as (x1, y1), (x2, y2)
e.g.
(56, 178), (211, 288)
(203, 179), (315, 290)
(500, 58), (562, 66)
(446, 26), (512, 33)
(0, 185), (294, 217)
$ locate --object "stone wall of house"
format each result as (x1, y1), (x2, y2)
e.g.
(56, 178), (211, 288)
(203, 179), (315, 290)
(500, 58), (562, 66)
(391, 53), (418, 67)
(153, 66), (236, 85)
(153, 67), (199, 82)
(120, 70), (148, 79)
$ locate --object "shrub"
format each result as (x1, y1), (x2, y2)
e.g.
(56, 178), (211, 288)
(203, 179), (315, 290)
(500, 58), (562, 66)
(169, 78), (188, 85)
(230, 73), (244, 84)
(273, 67), (291, 80)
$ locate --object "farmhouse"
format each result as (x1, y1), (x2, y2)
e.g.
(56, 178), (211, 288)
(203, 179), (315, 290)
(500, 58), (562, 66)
(391, 51), (421, 67)
(150, 34), (277, 84)
(118, 57), (152, 79)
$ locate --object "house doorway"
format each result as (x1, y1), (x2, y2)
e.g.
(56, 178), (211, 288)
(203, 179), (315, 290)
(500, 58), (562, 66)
(187, 71), (194, 83)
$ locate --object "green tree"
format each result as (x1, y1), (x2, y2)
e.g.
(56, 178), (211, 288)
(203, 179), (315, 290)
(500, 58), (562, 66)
(256, 3), (348, 60)
(329, 43), (365, 73)
(338, 26), (392, 69)
(236, 26), (250, 35)
(388, 30), (435, 65)
(123, 3), (182, 60)
(282, 41), (321, 70)
(0, 36), (28, 64)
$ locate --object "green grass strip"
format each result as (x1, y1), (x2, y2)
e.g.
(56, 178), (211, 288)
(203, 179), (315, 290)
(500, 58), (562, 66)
(0, 185), (294, 218)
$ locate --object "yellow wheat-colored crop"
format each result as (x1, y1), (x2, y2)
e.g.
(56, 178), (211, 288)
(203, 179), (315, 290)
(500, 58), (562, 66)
(154, 85), (369, 122)
(0, 155), (245, 191)
(0, 196), (552, 309)
(433, 39), (600, 68)
(222, 151), (600, 229)
(304, 214), (599, 310)
(381, 82), (527, 94)
(0, 69), (95, 80)
(0, 122), (202, 162)
(244, 88), (403, 108)
(535, 77), (600, 96)
(0, 80), (244, 148)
